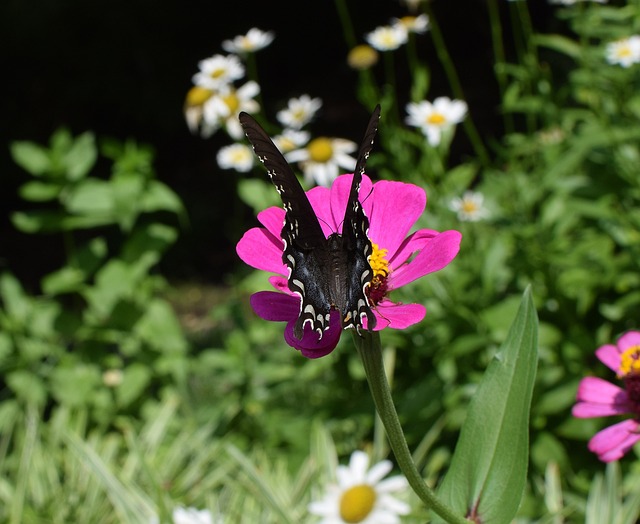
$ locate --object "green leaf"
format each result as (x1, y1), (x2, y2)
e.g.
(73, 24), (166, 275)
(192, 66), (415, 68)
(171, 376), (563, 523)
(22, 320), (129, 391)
(18, 181), (61, 202)
(434, 287), (538, 524)
(140, 180), (185, 216)
(0, 273), (30, 325)
(533, 34), (582, 60)
(237, 178), (280, 214)
(115, 363), (151, 407)
(50, 364), (102, 406)
(10, 210), (65, 233)
(41, 266), (87, 295)
(6, 370), (47, 405)
(62, 131), (97, 180)
(10, 141), (51, 176)
(64, 179), (114, 216)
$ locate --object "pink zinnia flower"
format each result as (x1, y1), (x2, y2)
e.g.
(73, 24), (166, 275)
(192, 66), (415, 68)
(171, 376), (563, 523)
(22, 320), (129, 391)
(236, 174), (461, 359)
(573, 331), (640, 462)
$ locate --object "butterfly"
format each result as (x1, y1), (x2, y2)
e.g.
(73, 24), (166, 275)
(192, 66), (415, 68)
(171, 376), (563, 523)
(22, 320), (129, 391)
(239, 105), (381, 341)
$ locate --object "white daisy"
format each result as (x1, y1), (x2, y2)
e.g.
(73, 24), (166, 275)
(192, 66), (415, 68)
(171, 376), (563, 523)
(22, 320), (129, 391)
(192, 54), (245, 91)
(449, 191), (489, 222)
(222, 28), (275, 54)
(365, 24), (408, 52)
(202, 81), (260, 139)
(172, 507), (215, 524)
(272, 129), (310, 153)
(217, 143), (254, 172)
(308, 451), (410, 524)
(149, 506), (219, 524)
(605, 36), (640, 68)
(184, 86), (215, 135)
(276, 95), (323, 129)
(405, 97), (468, 146)
(286, 137), (357, 187)
(391, 14), (429, 35)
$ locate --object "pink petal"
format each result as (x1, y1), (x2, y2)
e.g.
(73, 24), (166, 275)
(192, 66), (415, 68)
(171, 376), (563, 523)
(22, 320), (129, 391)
(572, 376), (630, 417)
(284, 310), (342, 358)
(257, 206), (285, 238)
(306, 185), (335, 237)
(236, 227), (287, 275)
(268, 275), (288, 292)
(617, 331), (640, 351)
(250, 291), (299, 321)
(388, 229), (439, 268)
(389, 230), (462, 289)
(596, 344), (622, 373)
(588, 419), (640, 462)
(329, 174), (373, 233)
(368, 180), (426, 256)
(372, 300), (426, 330)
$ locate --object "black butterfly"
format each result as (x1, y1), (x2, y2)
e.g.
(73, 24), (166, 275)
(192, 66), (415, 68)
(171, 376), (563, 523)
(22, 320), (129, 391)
(239, 105), (380, 340)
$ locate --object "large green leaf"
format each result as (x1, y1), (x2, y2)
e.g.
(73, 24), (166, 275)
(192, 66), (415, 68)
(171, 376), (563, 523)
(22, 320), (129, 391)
(434, 287), (538, 524)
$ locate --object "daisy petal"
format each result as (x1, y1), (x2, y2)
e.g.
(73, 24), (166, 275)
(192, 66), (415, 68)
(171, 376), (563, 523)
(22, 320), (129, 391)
(366, 460), (393, 484)
(390, 230), (462, 289)
(589, 419), (640, 462)
(596, 344), (622, 373)
(374, 301), (426, 330)
(236, 227), (287, 274)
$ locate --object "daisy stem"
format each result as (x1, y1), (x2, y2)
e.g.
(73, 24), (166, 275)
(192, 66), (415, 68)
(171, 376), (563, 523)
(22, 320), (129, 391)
(423, 3), (490, 167)
(354, 331), (471, 524)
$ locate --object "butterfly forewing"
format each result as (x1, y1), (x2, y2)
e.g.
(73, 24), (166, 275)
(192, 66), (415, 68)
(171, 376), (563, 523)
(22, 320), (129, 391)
(239, 112), (333, 339)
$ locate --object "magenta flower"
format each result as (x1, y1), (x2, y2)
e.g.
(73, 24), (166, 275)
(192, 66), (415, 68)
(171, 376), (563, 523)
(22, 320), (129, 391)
(573, 331), (640, 462)
(236, 174), (461, 359)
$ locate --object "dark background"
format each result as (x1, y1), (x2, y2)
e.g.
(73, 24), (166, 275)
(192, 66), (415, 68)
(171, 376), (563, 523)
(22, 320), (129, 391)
(0, 0), (557, 289)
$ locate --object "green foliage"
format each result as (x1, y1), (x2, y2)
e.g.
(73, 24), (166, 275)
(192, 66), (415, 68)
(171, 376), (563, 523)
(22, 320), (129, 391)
(435, 288), (538, 523)
(1, 130), (188, 425)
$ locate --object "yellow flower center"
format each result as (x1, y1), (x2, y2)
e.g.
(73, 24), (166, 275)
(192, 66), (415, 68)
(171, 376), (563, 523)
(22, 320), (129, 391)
(223, 93), (240, 113)
(462, 199), (479, 214)
(617, 44), (632, 58)
(427, 112), (446, 126)
(369, 242), (389, 278)
(308, 138), (334, 163)
(348, 45), (379, 70)
(619, 345), (640, 377)
(339, 484), (377, 523)
(186, 86), (213, 107)
(210, 67), (227, 79)
(398, 16), (417, 28)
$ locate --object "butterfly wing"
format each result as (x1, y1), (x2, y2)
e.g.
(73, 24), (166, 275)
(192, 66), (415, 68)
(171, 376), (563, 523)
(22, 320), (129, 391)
(239, 112), (333, 340)
(340, 105), (381, 333)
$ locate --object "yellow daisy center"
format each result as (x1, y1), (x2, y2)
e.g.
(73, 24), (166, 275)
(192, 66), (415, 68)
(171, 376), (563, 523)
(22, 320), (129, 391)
(223, 93), (240, 113)
(427, 112), (446, 126)
(308, 138), (334, 163)
(348, 45), (379, 70)
(369, 242), (389, 278)
(210, 67), (227, 79)
(617, 44), (632, 58)
(339, 484), (377, 523)
(619, 345), (640, 377)
(186, 86), (213, 107)
(462, 199), (479, 214)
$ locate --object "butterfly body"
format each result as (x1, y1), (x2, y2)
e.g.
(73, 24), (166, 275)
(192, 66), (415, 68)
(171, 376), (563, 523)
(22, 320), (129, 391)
(239, 106), (381, 340)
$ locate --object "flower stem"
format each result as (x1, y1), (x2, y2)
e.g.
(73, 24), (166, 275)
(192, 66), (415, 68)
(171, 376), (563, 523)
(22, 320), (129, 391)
(353, 332), (471, 524)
